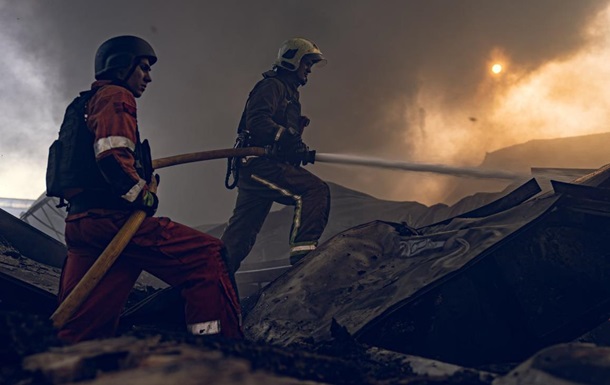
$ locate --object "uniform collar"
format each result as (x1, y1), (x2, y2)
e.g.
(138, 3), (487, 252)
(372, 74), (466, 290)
(263, 69), (300, 89)
(90, 79), (130, 92)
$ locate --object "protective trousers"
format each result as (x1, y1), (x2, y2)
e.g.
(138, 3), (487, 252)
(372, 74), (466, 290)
(57, 211), (242, 343)
(221, 157), (330, 275)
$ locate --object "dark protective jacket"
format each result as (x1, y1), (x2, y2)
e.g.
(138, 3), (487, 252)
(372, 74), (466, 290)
(237, 70), (304, 153)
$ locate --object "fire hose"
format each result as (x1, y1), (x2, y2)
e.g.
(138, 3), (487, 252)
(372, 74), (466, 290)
(51, 146), (526, 328)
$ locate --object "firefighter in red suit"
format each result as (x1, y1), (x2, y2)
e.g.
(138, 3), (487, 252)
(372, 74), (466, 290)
(55, 35), (242, 343)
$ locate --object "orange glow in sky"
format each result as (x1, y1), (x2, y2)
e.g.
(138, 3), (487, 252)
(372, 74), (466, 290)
(391, 5), (610, 205)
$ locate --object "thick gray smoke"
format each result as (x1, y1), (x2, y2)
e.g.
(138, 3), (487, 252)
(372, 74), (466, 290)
(1, 0), (608, 225)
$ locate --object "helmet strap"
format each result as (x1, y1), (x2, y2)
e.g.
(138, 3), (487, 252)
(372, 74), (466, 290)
(109, 67), (131, 89)
(121, 61), (138, 82)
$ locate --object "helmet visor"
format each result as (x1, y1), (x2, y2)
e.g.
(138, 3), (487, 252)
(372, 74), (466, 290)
(304, 53), (327, 68)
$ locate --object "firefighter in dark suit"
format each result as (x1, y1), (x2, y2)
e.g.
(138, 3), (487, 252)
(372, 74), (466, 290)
(222, 37), (331, 278)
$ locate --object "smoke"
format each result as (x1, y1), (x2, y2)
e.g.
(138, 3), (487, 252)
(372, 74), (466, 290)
(1, 0), (609, 225)
(0, 2), (65, 199)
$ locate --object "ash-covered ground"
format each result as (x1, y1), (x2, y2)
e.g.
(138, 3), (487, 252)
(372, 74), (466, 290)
(0, 308), (499, 385)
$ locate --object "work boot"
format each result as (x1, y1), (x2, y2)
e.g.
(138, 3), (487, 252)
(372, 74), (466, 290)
(289, 253), (307, 266)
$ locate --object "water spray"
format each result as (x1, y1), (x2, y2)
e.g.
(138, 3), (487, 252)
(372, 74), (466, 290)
(313, 153), (530, 180)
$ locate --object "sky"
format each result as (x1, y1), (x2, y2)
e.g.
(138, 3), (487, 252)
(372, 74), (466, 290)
(1, 0), (610, 226)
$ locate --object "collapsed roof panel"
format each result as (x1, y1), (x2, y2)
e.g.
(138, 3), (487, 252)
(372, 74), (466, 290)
(0, 206), (67, 268)
(245, 165), (610, 366)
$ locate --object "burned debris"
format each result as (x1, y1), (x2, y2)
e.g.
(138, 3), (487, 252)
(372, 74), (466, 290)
(4, 164), (610, 384)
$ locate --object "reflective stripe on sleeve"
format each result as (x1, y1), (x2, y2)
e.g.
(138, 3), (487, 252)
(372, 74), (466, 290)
(94, 135), (136, 157)
(121, 178), (146, 202)
(274, 126), (285, 141)
(187, 320), (221, 335)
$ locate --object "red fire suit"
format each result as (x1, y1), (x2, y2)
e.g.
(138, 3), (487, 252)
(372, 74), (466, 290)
(57, 81), (242, 343)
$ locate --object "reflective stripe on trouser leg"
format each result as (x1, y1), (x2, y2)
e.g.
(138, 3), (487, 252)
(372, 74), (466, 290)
(290, 242), (317, 257)
(251, 174), (303, 244)
(187, 320), (221, 335)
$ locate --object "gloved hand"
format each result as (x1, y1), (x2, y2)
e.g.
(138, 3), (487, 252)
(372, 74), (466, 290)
(274, 126), (316, 165)
(286, 141), (307, 166)
(284, 126), (301, 142)
(286, 141), (316, 166)
(137, 188), (159, 216)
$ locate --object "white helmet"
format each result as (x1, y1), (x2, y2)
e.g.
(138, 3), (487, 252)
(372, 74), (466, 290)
(274, 37), (327, 71)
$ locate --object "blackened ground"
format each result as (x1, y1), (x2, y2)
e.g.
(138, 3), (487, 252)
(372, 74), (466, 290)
(0, 307), (495, 385)
(0, 310), (62, 385)
(126, 326), (493, 385)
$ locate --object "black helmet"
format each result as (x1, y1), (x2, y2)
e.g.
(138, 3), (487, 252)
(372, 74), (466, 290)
(94, 35), (157, 80)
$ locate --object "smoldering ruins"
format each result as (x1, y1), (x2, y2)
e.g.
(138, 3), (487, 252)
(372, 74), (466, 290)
(4, 1), (610, 384)
(5, 133), (610, 384)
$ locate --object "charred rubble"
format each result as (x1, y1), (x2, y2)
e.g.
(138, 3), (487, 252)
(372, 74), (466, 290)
(4, 164), (610, 384)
